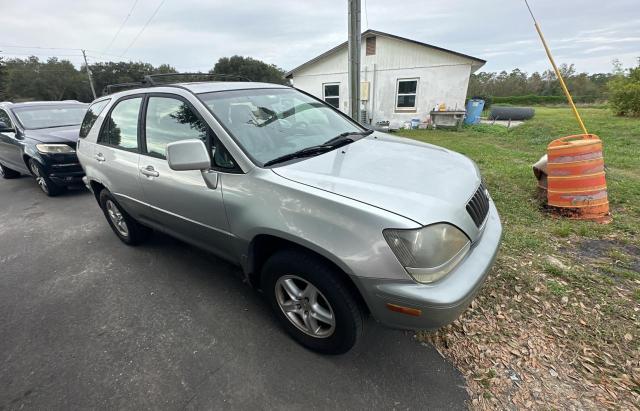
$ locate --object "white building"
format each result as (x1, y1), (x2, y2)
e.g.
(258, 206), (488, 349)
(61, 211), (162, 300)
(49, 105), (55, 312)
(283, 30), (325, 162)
(286, 30), (486, 127)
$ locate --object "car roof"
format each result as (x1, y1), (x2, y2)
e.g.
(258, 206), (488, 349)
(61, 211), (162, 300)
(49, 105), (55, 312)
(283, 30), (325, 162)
(1, 101), (88, 109)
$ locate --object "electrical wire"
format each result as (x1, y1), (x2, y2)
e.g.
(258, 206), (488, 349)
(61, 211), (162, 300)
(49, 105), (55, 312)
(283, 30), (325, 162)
(103, 0), (140, 53)
(0, 44), (131, 60)
(0, 44), (80, 51)
(0, 51), (84, 57)
(120, 0), (166, 56)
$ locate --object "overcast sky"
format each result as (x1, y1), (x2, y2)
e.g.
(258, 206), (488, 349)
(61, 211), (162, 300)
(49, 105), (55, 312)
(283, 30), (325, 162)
(1, 0), (638, 74)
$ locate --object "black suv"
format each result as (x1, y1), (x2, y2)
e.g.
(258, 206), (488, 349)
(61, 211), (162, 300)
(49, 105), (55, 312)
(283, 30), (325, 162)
(0, 101), (88, 196)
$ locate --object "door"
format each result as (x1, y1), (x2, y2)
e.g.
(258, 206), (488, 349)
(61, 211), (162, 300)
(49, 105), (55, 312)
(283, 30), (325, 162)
(94, 96), (145, 217)
(138, 94), (236, 259)
(0, 109), (26, 172)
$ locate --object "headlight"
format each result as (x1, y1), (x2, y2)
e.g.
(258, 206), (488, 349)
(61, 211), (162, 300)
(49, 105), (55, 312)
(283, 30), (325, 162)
(384, 224), (471, 284)
(36, 144), (75, 154)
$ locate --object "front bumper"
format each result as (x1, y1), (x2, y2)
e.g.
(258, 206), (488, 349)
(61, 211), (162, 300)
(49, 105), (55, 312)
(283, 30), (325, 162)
(41, 154), (85, 186)
(355, 202), (502, 330)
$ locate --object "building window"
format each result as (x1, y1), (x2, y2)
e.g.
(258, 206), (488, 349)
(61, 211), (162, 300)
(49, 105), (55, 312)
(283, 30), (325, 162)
(396, 79), (418, 110)
(323, 83), (340, 108)
(366, 36), (376, 56)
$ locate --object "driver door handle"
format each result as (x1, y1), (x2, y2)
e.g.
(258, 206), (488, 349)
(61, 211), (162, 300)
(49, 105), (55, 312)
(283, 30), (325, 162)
(95, 153), (105, 162)
(140, 165), (159, 178)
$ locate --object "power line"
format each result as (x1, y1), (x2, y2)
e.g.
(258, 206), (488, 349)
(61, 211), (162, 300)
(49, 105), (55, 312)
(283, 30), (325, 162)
(0, 51), (84, 57)
(0, 44), (127, 59)
(0, 44), (80, 51)
(103, 0), (140, 53)
(121, 0), (166, 56)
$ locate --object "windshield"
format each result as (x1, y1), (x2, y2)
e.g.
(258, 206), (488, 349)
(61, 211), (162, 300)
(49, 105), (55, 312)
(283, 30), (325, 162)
(198, 88), (362, 166)
(12, 105), (88, 130)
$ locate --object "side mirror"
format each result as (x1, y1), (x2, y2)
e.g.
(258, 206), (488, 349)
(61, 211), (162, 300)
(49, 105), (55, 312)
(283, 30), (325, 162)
(166, 139), (211, 171)
(0, 121), (14, 132)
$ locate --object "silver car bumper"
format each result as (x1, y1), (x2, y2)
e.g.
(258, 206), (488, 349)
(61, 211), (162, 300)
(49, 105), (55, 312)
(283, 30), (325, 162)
(355, 202), (502, 330)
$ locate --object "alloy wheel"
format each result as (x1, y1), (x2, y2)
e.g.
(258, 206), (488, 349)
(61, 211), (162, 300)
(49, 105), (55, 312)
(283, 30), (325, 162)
(106, 200), (129, 237)
(275, 275), (336, 338)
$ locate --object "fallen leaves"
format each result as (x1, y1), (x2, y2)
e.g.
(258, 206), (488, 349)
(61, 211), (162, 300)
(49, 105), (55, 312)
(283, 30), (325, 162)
(417, 250), (640, 411)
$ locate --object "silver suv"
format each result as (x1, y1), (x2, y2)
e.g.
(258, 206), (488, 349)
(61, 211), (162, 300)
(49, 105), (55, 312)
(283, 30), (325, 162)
(77, 81), (502, 354)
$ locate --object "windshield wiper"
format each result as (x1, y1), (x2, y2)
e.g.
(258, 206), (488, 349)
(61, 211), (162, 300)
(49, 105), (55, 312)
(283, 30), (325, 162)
(323, 129), (374, 145)
(263, 129), (373, 167)
(263, 145), (338, 167)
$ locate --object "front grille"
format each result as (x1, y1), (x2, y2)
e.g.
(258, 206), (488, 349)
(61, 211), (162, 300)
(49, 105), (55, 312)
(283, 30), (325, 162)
(466, 183), (490, 227)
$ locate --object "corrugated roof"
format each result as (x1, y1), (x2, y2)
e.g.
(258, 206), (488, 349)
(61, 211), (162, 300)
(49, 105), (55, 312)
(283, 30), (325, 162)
(285, 29), (486, 78)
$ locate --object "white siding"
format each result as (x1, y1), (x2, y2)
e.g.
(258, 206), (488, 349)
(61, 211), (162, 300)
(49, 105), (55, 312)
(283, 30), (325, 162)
(290, 34), (476, 126)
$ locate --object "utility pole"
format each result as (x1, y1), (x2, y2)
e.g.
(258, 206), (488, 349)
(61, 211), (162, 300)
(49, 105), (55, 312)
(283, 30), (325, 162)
(81, 49), (97, 100)
(348, 0), (361, 121)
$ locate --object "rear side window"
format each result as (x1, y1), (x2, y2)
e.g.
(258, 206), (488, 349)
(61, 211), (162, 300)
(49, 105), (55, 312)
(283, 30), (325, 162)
(79, 99), (110, 138)
(99, 97), (142, 151)
(144, 96), (208, 159)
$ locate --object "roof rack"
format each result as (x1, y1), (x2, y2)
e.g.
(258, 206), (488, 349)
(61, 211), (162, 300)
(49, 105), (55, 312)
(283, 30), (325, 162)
(102, 82), (146, 95)
(142, 72), (253, 85)
(102, 73), (253, 96)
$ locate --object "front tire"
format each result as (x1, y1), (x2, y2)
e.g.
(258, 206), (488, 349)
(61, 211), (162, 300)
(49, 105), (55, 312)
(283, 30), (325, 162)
(99, 189), (150, 245)
(29, 159), (64, 196)
(263, 250), (364, 354)
(0, 162), (20, 179)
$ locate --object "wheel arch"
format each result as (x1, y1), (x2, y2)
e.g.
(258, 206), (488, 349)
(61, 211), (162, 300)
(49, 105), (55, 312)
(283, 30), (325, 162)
(22, 154), (36, 173)
(88, 179), (106, 204)
(246, 233), (370, 314)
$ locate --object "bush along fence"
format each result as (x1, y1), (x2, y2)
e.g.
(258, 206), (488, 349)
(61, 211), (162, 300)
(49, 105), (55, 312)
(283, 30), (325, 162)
(469, 94), (607, 108)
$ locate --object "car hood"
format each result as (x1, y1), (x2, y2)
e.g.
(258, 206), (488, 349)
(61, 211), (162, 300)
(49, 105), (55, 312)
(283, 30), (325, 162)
(272, 133), (483, 237)
(25, 126), (81, 144)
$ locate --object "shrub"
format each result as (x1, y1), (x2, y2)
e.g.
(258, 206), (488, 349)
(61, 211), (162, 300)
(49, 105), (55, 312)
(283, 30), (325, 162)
(490, 94), (600, 106)
(608, 67), (640, 117)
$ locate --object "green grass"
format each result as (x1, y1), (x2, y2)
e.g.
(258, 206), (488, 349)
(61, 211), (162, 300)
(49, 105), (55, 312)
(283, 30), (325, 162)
(400, 107), (640, 249)
(546, 279), (568, 296)
(400, 107), (640, 405)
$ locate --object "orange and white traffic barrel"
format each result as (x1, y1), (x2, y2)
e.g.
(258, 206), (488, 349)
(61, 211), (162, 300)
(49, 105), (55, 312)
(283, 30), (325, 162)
(546, 134), (610, 222)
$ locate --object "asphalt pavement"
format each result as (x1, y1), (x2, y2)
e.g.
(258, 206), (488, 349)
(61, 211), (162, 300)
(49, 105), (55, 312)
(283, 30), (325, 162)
(0, 176), (468, 410)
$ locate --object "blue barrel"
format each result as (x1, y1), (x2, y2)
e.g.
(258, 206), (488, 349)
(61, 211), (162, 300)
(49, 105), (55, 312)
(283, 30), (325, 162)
(465, 99), (485, 125)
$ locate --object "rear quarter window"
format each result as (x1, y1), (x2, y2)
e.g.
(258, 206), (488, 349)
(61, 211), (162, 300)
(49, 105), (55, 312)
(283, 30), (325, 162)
(79, 99), (110, 138)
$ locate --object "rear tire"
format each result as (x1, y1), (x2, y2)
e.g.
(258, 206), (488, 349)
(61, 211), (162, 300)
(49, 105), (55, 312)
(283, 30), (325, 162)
(29, 159), (64, 196)
(0, 162), (20, 179)
(99, 189), (151, 245)
(262, 249), (364, 354)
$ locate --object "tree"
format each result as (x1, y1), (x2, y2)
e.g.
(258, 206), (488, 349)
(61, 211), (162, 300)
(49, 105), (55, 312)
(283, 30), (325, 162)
(2, 57), (86, 102)
(86, 61), (177, 97)
(211, 56), (287, 84)
(0, 57), (7, 100)
(608, 61), (640, 117)
(0, 58), (179, 102)
(467, 65), (613, 102)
